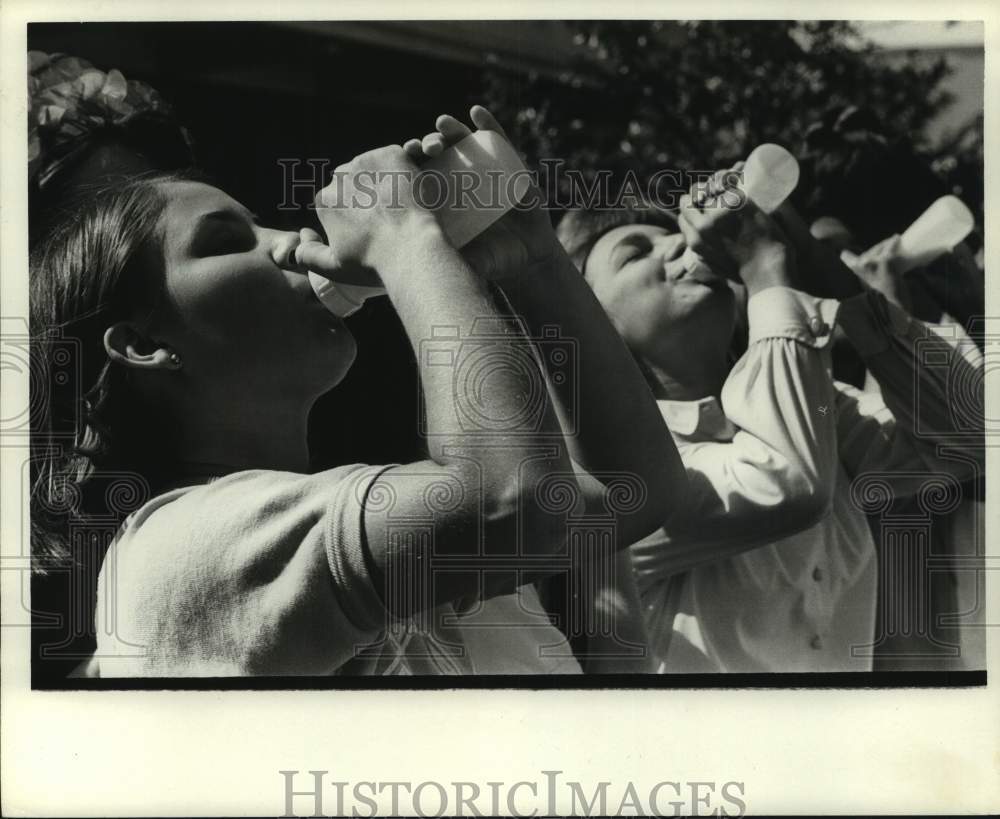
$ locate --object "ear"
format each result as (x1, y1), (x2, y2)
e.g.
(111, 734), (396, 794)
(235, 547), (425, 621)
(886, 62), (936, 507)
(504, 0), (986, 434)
(103, 322), (182, 371)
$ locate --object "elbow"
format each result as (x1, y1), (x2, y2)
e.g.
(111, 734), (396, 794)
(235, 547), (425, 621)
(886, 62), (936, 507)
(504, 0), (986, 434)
(479, 465), (572, 561)
(744, 444), (836, 533)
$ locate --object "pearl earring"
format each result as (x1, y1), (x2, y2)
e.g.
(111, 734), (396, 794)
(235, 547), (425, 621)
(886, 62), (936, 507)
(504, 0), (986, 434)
(169, 352), (183, 368)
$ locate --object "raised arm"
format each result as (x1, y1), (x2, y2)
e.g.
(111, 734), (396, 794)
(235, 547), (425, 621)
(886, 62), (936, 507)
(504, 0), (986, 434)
(771, 206), (985, 487)
(400, 107), (684, 669)
(631, 197), (841, 584)
(406, 107), (687, 541)
(497, 245), (673, 673)
(833, 288), (984, 488)
(309, 146), (576, 618)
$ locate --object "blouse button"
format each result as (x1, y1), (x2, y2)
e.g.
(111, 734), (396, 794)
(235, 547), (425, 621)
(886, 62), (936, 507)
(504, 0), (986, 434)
(810, 635), (823, 650)
(812, 566), (824, 582)
(808, 316), (830, 336)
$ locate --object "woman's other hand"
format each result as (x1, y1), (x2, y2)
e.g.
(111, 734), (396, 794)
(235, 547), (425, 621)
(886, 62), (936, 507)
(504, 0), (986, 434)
(851, 234), (913, 311)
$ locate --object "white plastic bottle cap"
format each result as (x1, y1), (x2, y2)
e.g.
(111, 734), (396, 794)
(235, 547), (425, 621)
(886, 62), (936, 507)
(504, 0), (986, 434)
(897, 195), (974, 273)
(421, 129), (530, 248)
(308, 270), (374, 318)
(743, 143), (800, 215)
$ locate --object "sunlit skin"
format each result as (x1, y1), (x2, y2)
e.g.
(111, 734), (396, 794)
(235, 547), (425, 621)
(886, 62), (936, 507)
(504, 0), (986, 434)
(583, 221), (737, 401)
(107, 181), (358, 473)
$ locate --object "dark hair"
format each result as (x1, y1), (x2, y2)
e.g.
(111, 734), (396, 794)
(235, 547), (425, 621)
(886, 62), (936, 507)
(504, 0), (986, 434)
(29, 171), (187, 571)
(29, 126), (196, 250)
(555, 204), (679, 276)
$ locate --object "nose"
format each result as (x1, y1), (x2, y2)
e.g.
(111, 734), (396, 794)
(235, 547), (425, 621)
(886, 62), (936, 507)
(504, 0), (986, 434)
(653, 231), (686, 263)
(267, 229), (303, 271)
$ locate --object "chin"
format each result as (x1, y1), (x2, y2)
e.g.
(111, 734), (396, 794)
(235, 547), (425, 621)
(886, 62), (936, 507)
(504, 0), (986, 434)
(311, 327), (358, 392)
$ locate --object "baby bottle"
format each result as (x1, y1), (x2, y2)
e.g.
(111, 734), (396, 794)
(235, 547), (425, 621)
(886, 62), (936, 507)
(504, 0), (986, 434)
(682, 143), (800, 273)
(839, 195), (974, 274)
(309, 130), (530, 317)
(895, 195), (975, 273)
(741, 143), (800, 215)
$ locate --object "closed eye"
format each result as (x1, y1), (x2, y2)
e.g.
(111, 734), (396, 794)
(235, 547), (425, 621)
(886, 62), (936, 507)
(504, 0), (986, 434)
(189, 211), (258, 257)
(612, 234), (654, 269)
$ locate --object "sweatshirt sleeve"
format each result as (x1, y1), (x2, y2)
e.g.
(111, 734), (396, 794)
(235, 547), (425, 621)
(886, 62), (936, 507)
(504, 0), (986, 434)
(94, 465), (396, 677)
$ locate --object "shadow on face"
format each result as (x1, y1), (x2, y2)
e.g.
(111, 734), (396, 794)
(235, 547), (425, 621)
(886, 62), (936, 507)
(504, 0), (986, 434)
(149, 181), (358, 402)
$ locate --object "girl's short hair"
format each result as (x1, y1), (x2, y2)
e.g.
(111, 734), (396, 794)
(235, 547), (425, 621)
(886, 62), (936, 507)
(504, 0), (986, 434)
(555, 204), (680, 275)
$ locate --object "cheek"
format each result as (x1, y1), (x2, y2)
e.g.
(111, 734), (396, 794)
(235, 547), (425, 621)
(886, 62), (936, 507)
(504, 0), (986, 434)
(167, 259), (302, 345)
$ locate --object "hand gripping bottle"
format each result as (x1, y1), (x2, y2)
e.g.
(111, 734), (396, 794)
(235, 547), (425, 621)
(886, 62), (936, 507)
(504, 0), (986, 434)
(682, 143), (800, 273)
(839, 195), (975, 274)
(309, 130), (530, 317)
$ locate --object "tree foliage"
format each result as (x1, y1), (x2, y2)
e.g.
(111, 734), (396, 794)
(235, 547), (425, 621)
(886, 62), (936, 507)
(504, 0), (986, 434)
(482, 20), (980, 232)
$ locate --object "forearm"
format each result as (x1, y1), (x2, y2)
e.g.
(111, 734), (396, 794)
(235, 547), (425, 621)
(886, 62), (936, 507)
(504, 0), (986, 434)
(500, 252), (685, 514)
(773, 201), (864, 301)
(382, 225), (568, 469)
(312, 145), (575, 612)
(359, 228), (577, 608)
(838, 290), (984, 470)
